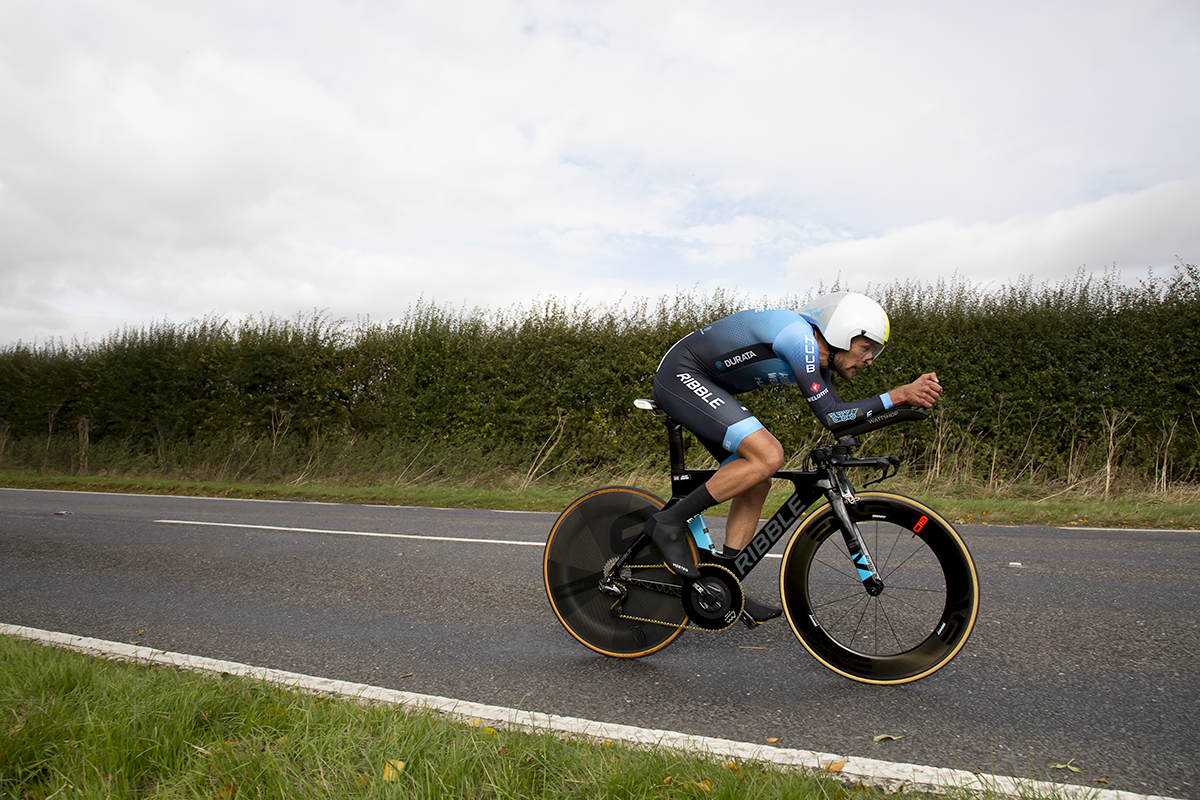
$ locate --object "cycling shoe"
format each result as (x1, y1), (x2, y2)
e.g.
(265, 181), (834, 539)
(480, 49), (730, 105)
(707, 553), (781, 623)
(742, 595), (783, 623)
(645, 515), (701, 580)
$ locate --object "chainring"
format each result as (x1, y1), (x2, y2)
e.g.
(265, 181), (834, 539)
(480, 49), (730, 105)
(680, 563), (745, 631)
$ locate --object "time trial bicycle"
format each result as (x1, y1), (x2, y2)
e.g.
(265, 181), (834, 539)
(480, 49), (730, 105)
(543, 399), (979, 685)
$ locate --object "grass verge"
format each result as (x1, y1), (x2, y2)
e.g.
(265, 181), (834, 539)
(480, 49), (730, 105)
(3, 634), (924, 800)
(1, 469), (1197, 529)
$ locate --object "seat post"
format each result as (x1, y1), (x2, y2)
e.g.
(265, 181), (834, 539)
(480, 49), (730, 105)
(634, 398), (708, 495)
(658, 416), (717, 501)
(666, 419), (687, 475)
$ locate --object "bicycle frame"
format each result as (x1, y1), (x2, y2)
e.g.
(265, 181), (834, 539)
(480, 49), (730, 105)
(608, 410), (906, 595)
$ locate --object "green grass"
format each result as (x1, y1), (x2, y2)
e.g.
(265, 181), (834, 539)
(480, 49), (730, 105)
(1, 469), (1197, 530)
(1, 635), (911, 800)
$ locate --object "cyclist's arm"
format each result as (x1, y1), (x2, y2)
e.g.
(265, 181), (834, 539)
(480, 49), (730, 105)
(773, 321), (893, 432)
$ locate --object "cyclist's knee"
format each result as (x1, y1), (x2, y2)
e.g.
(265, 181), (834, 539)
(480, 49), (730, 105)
(738, 430), (785, 476)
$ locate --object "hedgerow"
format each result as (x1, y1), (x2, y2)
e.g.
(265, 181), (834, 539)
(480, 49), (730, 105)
(1, 265), (1196, 493)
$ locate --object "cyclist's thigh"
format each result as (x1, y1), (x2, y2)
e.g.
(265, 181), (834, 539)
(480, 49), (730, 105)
(653, 345), (764, 462)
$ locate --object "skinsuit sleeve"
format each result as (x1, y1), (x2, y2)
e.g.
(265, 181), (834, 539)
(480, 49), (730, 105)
(772, 318), (894, 433)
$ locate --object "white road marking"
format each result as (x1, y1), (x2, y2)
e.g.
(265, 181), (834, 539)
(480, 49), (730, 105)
(155, 518), (783, 557)
(2, 624), (1178, 800)
(156, 519), (545, 547)
(1060, 526), (1195, 533)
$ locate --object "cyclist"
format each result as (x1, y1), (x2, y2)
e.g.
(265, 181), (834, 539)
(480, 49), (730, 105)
(645, 291), (943, 621)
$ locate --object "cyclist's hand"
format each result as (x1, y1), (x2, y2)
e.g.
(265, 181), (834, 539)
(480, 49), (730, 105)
(896, 373), (942, 408)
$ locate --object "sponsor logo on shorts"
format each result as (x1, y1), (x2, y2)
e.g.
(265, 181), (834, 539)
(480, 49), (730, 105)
(675, 373), (726, 410)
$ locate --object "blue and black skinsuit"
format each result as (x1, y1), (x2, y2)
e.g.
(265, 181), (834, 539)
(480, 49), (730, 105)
(651, 308), (895, 462)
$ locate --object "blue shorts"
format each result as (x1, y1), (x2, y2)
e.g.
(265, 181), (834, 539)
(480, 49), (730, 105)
(652, 339), (765, 464)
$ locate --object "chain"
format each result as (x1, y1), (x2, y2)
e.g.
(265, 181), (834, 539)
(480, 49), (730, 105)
(602, 560), (742, 633)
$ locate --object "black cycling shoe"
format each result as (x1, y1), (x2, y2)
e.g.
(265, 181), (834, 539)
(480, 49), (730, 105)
(645, 516), (701, 580)
(743, 595), (783, 624)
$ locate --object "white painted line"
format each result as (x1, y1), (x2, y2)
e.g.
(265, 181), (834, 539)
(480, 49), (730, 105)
(360, 504), (555, 516)
(0, 486), (300, 504)
(155, 519), (545, 547)
(1058, 526), (1196, 533)
(154, 519), (784, 557)
(2, 624), (1179, 800)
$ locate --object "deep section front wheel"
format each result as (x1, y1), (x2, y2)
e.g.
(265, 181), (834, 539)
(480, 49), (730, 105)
(780, 492), (979, 684)
(543, 486), (686, 658)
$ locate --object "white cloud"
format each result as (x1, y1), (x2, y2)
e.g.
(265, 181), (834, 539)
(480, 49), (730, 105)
(784, 179), (1200, 291)
(1, 0), (1197, 345)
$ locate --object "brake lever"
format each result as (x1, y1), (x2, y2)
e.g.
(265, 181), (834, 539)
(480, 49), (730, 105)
(862, 455), (902, 488)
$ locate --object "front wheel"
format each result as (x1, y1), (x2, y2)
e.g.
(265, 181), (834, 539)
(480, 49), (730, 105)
(780, 492), (979, 684)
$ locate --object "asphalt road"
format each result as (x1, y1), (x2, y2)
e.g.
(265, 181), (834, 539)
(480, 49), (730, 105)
(1, 487), (1196, 798)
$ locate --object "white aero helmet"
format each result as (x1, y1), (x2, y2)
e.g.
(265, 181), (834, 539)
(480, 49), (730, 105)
(801, 291), (890, 357)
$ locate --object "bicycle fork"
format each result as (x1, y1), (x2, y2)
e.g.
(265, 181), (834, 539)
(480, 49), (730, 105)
(825, 473), (885, 596)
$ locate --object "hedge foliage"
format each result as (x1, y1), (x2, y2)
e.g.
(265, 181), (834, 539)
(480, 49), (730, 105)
(1, 266), (1197, 491)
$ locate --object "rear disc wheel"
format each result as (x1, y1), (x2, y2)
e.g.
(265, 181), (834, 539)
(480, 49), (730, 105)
(544, 486), (686, 657)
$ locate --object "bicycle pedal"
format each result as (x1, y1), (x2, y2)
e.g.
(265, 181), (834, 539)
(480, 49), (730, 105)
(740, 611), (760, 629)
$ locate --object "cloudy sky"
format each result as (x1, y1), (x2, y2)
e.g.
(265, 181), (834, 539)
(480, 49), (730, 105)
(2, 0), (1197, 345)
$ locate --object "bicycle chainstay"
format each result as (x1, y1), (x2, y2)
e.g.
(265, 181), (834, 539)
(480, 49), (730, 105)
(601, 559), (745, 632)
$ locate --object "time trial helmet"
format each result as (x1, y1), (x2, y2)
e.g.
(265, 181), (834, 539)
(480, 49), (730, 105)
(800, 291), (890, 357)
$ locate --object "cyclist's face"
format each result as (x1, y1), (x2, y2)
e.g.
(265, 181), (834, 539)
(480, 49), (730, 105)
(832, 336), (879, 380)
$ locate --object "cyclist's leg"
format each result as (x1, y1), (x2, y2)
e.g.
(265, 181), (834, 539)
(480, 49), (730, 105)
(701, 434), (785, 623)
(707, 430), (784, 547)
(650, 348), (784, 581)
(723, 474), (774, 551)
(715, 453), (784, 623)
(648, 355), (751, 578)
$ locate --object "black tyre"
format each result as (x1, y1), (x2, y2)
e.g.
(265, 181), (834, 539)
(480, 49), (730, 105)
(780, 492), (979, 684)
(544, 487), (687, 657)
